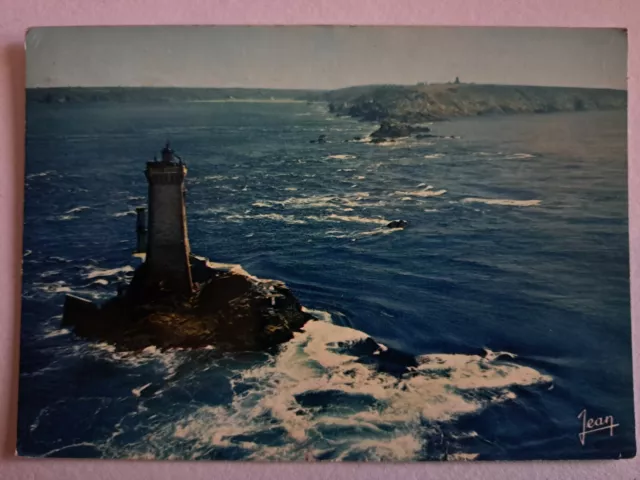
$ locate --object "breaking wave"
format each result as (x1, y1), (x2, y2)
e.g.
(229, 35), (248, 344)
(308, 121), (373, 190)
(65, 206), (91, 215)
(113, 210), (136, 218)
(84, 265), (135, 280)
(252, 193), (371, 210)
(104, 313), (552, 461)
(394, 187), (447, 198)
(306, 214), (389, 226)
(225, 213), (308, 225)
(461, 198), (541, 207)
(504, 153), (535, 160)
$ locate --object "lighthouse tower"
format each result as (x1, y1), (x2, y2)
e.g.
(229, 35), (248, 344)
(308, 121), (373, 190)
(143, 142), (193, 295)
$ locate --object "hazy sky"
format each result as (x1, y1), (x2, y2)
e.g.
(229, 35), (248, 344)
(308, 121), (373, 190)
(26, 26), (627, 89)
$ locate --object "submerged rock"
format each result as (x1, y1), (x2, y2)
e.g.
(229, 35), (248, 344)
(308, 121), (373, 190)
(370, 121), (431, 140)
(62, 255), (312, 352)
(310, 134), (328, 144)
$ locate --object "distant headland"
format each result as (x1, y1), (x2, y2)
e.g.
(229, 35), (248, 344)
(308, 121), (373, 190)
(27, 82), (626, 122)
(322, 82), (626, 123)
(28, 82), (627, 146)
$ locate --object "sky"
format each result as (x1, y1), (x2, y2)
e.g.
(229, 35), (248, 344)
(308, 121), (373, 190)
(25, 26), (627, 90)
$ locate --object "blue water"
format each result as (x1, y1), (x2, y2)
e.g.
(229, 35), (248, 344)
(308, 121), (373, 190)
(18, 101), (634, 461)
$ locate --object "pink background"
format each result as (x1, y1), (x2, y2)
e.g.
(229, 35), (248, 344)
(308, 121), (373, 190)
(0, 1), (638, 478)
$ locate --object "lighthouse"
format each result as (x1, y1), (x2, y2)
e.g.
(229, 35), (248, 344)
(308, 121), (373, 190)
(142, 142), (193, 294)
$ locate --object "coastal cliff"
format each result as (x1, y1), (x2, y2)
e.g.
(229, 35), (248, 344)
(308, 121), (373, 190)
(324, 84), (627, 122)
(27, 84), (626, 124)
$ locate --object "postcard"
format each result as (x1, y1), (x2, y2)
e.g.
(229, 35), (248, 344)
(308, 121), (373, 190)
(18, 26), (634, 461)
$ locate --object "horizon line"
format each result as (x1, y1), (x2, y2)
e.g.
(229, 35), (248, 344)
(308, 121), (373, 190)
(26, 82), (629, 92)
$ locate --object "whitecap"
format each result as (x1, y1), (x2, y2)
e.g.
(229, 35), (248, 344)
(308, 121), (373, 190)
(64, 206), (90, 214)
(225, 213), (307, 225)
(113, 210), (136, 218)
(423, 153), (444, 159)
(251, 193), (371, 211)
(85, 265), (135, 279)
(504, 153), (535, 160)
(483, 348), (517, 362)
(461, 198), (541, 207)
(36, 281), (72, 294)
(326, 154), (356, 160)
(42, 328), (71, 339)
(394, 189), (447, 198)
(26, 170), (56, 180)
(306, 214), (389, 226)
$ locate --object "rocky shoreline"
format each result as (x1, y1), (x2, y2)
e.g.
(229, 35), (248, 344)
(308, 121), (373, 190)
(63, 255), (312, 352)
(325, 83), (626, 124)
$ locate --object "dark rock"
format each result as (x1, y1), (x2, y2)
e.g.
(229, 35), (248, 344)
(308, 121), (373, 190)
(62, 255), (313, 352)
(370, 121), (413, 139)
(369, 121), (432, 142)
(310, 134), (328, 144)
(386, 220), (408, 229)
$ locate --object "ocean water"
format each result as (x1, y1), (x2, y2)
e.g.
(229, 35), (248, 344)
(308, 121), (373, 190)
(18, 101), (634, 461)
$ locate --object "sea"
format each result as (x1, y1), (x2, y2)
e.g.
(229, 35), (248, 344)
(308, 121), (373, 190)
(18, 100), (635, 461)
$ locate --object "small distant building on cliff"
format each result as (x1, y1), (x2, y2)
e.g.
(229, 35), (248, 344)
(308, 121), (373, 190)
(138, 142), (193, 294)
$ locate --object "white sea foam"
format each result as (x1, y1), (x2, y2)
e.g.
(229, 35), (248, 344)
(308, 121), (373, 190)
(252, 192), (371, 211)
(483, 348), (517, 362)
(225, 213), (308, 225)
(42, 328), (71, 339)
(167, 314), (551, 461)
(394, 188), (447, 198)
(369, 140), (400, 147)
(113, 210), (136, 218)
(85, 265), (135, 279)
(26, 170), (56, 179)
(423, 153), (444, 159)
(326, 154), (356, 160)
(504, 153), (535, 160)
(35, 281), (73, 294)
(306, 214), (389, 226)
(40, 270), (60, 279)
(461, 198), (541, 207)
(65, 206), (90, 214)
(358, 227), (403, 237)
